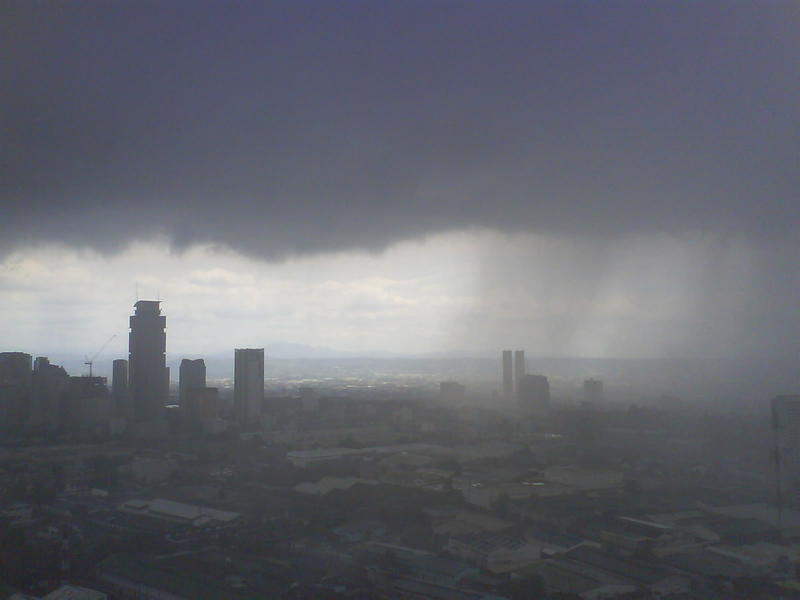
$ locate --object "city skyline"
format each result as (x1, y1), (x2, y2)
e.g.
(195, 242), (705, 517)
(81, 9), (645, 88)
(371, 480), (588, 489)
(1, 3), (799, 595)
(2, 2), (799, 362)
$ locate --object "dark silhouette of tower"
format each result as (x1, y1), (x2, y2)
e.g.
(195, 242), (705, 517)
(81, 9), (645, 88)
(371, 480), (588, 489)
(30, 357), (68, 430)
(128, 300), (166, 426)
(772, 395), (800, 533)
(502, 350), (513, 399)
(234, 348), (264, 424)
(112, 359), (129, 417)
(514, 350), (525, 394)
(0, 352), (32, 430)
(179, 358), (206, 415)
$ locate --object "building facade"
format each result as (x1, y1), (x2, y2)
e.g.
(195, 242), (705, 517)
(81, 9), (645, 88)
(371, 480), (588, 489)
(128, 300), (167, 424)
(112, 359), (129, 417)
(30, 356), (69, 430)
(234, 348), (264, 424)
(514, 350), (526, 395)
(179, 358), (206, 414)
(502, 350), (513, 399)
(0, 352), (32, 430)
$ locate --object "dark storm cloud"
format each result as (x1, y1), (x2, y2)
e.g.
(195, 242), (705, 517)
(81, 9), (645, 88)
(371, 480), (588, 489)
(2, 1), (799, 257)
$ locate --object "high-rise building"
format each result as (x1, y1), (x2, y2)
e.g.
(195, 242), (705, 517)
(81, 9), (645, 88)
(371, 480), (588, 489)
(502, 350), (513, 399)
(518, 374), (550, 412)
(234, 348), (264, 424)
(0, 352), (32, 430)
(29, 357), (68, 430)
(112, 359), (129, 417)
(584, 379), (604, 404)
(514, 350), (526, 394)
(772, 395), (800, 509)
(128, 300), (167, 424)
(179, 359), (206, 414)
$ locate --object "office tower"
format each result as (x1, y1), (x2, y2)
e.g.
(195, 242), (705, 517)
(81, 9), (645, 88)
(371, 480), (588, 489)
(514, 350), (525, 394)
(584, 379), (604, 404)
(128, 300), (167, 424)
(234, 348), (264, 424)
(112, 359), (129, 417)
(29, 357), (69, 430)
(518, 374), (550, 412)
(179, 359), (206, 414)
(772, 396), (800, 509)
(0, 352), (32, 430)
(502, 350), (513, 399)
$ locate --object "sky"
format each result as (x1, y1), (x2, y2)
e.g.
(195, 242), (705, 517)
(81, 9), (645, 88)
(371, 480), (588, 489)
(2, 1), (799, 360)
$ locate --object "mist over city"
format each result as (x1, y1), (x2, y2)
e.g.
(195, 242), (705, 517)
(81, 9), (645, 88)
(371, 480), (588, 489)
(1, 1), (799, 599)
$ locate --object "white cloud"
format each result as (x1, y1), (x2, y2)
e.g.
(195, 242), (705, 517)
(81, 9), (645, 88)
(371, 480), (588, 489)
(0, 230), (792, 361)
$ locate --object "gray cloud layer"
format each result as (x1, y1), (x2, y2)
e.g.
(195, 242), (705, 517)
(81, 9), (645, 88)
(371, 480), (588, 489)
(3, 1), (799, 257)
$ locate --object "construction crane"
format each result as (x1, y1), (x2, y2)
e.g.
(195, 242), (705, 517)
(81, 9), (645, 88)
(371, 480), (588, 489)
(84, 334), (117, 377)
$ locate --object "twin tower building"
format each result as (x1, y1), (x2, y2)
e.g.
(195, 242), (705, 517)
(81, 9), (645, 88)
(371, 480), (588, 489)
(502, 350), (604, 411)
(502, 350), (550, 411)
(113, 300), (264, 434)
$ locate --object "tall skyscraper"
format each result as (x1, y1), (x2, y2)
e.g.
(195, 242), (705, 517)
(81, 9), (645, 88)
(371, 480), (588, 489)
(128, 300), (167, 424)
(179, 358), (206, 413)
(772, 395), (800, 510)
(514, 350), (526, 394)
(518, 374), (550, 412)
(502, 350), (513, 399)
(234, 348), (264, 424)
(112, 359), (129, 417)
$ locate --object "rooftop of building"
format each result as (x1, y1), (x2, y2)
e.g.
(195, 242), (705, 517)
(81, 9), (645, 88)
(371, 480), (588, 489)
(117, 497), (240, 525)
(133, 300), (161, 312)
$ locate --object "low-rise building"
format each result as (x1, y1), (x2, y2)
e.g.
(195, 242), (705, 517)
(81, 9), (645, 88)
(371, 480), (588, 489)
(444, 533), (542, 573)
(117, 498), (240, 528)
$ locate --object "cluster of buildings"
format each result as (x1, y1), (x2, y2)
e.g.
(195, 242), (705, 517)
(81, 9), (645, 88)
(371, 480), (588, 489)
(500, 349), (603, 412)
(3, 306), (800, 599)
(0, 301), (268, 439)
